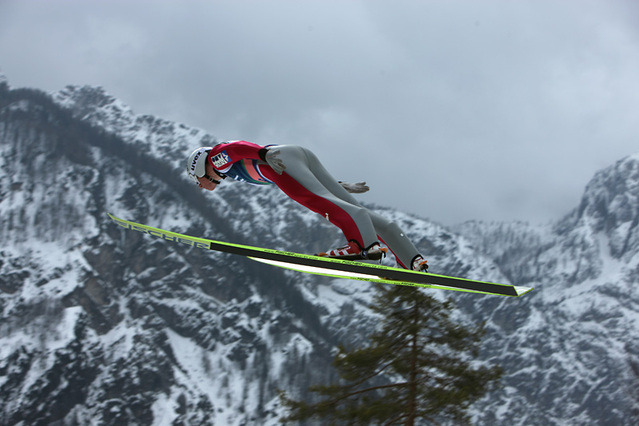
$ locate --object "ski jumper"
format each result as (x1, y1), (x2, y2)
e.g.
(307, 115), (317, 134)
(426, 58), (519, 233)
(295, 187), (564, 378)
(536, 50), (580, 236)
(208, 141), (422, 269)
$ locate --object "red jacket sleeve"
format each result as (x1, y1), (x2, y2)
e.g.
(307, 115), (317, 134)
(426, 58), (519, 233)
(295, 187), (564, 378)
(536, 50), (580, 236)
(208, 141), (265, 171)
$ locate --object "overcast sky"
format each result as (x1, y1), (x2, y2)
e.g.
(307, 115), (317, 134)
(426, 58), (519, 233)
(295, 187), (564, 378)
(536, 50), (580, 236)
(1, 0), (638, 225)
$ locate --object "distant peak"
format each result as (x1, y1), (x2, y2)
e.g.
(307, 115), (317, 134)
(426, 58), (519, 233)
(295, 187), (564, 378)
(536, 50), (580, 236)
(53, 85), (135, 122)
(55, 85), (117, 109)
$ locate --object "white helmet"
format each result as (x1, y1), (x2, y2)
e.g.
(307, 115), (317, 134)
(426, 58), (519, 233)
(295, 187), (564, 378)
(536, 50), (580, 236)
(186, 147), (212, 183)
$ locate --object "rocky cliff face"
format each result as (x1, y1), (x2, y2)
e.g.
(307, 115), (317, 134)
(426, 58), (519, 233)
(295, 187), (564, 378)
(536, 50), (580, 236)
(457, 154), (639, 425)
(1, 80), (637, 425)
(0, 83), (338, 425)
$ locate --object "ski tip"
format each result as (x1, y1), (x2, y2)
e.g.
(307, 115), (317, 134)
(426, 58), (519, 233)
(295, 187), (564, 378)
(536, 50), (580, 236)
(513, 286), (533, 296)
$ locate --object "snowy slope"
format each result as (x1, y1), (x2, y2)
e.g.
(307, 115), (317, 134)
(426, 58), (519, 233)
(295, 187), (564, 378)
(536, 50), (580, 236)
(1, 80), (638, 425)
(457, 155), (639, 425)
(0, 83), (336, 425)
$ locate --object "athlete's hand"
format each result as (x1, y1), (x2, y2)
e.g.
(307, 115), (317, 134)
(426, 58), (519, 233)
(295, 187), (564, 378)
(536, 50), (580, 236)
(265, 149), (286, 175)
(339, 181), (370, 194)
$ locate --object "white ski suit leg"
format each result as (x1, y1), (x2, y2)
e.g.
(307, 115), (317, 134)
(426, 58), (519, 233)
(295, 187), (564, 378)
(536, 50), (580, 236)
(273, 145), (379, 248)
(266, 145), (422, 268)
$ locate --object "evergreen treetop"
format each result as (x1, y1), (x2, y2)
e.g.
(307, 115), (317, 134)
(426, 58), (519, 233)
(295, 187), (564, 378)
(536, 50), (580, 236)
(281, 285), (502, 425)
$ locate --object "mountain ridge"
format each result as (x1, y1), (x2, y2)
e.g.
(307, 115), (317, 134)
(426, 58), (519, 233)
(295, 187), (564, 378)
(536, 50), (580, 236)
(1, 80), (638, 424)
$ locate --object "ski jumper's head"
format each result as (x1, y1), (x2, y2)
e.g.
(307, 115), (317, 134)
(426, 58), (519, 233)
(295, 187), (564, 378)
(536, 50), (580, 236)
(186, 146), (224, 191)
(186, 147), (212, 183)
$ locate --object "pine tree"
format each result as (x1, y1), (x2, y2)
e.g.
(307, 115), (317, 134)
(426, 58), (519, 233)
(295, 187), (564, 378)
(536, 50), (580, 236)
(280, 285), (502, 425)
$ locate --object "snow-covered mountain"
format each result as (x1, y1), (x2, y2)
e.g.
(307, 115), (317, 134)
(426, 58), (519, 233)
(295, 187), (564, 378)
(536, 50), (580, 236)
(1, 79), (637, 425)
(456, 153), (639, 425)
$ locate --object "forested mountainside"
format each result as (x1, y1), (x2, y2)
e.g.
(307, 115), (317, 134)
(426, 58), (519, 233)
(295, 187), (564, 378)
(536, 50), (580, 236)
(1, 80), (637, 424)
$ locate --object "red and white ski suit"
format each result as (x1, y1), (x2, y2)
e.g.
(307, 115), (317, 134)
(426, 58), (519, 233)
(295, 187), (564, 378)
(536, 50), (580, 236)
(208, 141), (421, 269)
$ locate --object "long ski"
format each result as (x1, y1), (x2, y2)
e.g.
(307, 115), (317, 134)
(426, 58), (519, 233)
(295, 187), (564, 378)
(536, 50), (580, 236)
(108, 213), (532, 297)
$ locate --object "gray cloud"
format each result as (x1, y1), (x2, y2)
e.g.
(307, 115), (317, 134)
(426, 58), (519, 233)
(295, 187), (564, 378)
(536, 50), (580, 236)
(2, 0), (638, 225)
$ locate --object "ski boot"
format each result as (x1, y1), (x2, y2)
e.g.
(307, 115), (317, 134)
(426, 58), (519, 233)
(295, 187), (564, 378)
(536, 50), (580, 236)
(412, 255), (429, 272)
(318, 240), (388, 261)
